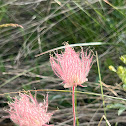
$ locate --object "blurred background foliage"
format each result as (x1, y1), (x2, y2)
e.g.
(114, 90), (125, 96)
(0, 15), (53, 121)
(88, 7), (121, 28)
(0, 0), (126, 125)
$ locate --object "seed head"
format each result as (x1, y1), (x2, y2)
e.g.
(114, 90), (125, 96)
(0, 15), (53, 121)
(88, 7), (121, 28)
(50, 43), (93, 88)
(8, 93), (53, 126)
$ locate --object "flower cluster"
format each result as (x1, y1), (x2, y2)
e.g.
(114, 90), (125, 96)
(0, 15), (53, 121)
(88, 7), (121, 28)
(8, 93), (53, 126)
(6, 43), (93, 126)
(50, 44), (93, 88)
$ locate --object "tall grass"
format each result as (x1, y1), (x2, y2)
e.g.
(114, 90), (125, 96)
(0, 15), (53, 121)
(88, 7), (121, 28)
(0, 0), (126, 125)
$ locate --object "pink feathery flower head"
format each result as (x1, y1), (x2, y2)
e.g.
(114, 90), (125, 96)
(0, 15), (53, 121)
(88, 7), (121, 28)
(8, 92), (53, 126)
(50, 43), (93, 88)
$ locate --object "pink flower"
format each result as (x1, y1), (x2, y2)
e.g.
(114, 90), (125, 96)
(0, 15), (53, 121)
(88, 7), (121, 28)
(50, 43), (93, 88)
(8, 93), (53, 126)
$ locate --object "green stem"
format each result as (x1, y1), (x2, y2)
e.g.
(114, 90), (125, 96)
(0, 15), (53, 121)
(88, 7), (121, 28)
(96, 52), (107, 124)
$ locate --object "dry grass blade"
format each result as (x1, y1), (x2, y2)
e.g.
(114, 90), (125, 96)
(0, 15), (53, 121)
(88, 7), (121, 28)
(98, 115), (111, 126)
(35, 42), (106, 57)
(0, 24), (23, 28)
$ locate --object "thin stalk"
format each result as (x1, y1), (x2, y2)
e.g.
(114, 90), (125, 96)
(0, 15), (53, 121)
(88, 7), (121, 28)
(75, 88), (79, 126)
(2, 89), (126, 101)
(72, 86), (76, 126)
(96, 52), (107, 125)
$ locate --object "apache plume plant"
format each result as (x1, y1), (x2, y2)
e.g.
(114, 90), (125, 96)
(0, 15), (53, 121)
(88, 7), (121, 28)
(7, 92), (53, 126)
(50, 43), (93, 126)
